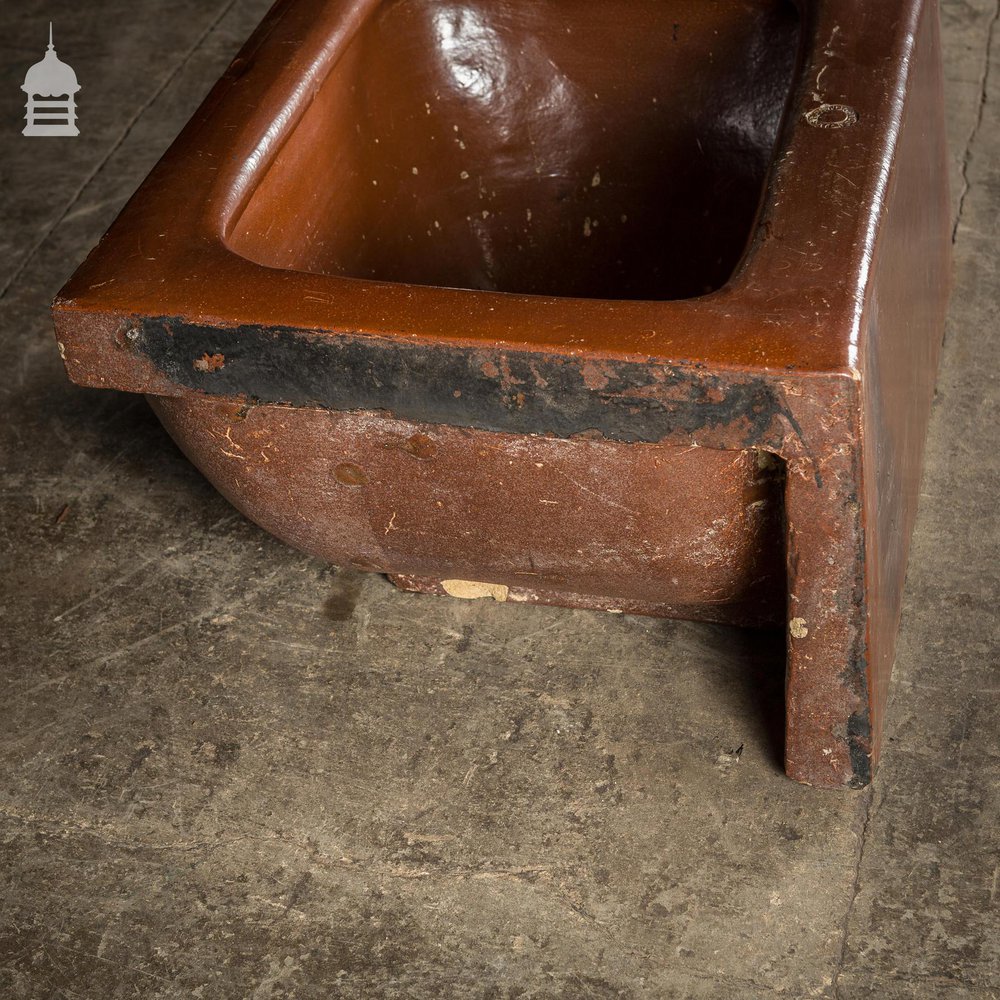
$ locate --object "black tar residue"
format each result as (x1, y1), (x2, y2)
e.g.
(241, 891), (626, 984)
(136, 317), (795, 446)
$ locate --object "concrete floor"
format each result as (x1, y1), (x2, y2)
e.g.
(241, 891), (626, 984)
(1, 0), (998, 996)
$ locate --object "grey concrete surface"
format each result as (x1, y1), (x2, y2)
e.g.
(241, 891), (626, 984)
(1, 1), (998, 997)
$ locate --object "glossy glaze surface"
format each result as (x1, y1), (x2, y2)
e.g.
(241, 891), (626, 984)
(229, 0), (800, 299)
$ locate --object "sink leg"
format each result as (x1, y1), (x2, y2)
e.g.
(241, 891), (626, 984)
(783, 453), (871, 788)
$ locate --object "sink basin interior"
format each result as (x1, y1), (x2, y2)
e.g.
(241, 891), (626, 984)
(226, 0), (802, 301)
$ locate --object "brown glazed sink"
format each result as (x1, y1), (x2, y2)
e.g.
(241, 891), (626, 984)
(53, 0), (951, 787)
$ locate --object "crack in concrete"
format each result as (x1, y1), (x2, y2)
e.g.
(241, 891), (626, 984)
(952, 0), (1000, 243)
(828, 6), (1000, 992)
(831, 784), (876, 1000)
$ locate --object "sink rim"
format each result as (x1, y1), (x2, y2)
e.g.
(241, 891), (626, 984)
(56, 0), (918, 375)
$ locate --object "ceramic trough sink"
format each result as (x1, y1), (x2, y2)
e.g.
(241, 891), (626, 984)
(53, 0), (951, 787)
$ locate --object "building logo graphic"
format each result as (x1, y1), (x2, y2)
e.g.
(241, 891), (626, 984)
(22, 24), (80, 137)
